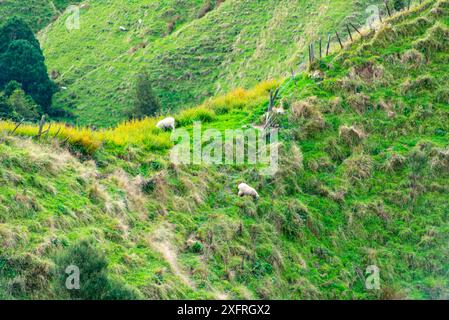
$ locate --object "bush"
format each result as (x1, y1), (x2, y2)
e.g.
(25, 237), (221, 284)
(131, 70), (161, 118)
(7, 89), (40, 120)
(55, 240), (139, 300)
(0, 17), (40, 54)
(0, 40), (56, 110)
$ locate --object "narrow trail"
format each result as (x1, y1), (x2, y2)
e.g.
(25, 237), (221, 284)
(148, 223), (230, 299)
(148, 223), (195, 289)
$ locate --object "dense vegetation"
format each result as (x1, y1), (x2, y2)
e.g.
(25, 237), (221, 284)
(0, 0), (448, 300)
(0, 18), (57, 121)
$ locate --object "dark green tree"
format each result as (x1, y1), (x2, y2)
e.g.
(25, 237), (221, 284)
(0, 17), (41, 54)
(0, 40), (56, 111)
(4, 80), (22, 97)
(7, 88), (40, 120)
(132, 70), (161, 119)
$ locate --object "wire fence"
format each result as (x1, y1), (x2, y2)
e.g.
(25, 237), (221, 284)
(264, 0), (429, 129)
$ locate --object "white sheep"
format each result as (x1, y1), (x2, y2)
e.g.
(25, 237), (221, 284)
(156, 117), (175, 131)
(273, 106), (285, 115)
(238, 183), (259, 200)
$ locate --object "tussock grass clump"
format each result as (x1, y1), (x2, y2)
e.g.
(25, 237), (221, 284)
(324, 137), (349, 162)
(349, 61), (385, 83)
(401, 74), (435, 93)
(237, 198), (257, 217)
(269, 199), (308, 240)
(346, 93), (372, 114)
(413, 22), (449, 57)
(430, 148), (449, 175)
(372, 24), (397, 47)
(307, 155), (335, 173)
(401, 49), (424, 67)
(343, 154), (373, 184)
(339, 125), (365, 147)
(290, 98), (321, 120)
(384, 153), (407, 172)
(435, 88), (449, 104)
(324, 76), (364, 94)
(272, 144), (303, 196)
(0, 224), (27, 249)
(141, 172), (168, 196)
(325, 96), (343, 114)
(395, 16), (433, 37)
(290, 98), (326, 139)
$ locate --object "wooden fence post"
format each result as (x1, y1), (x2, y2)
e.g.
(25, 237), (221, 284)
(326, 33), (331, 55)
(347, 24), (353, 42)
(349, 22), (362, 36)
(319, 37), (322, 59)
(385, 0), (392, 17)
(335, 31), (343, 49)
(310, 42), (315, 63)
(10, 118), (24, 135)
(37, 115), (45, 137)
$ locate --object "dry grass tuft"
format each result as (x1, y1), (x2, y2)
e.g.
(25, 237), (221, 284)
(343, 154), (373, 184)
(349, 61), (384, 83)
(346, 93), (372, 114)
(430, 148), (449, 174)
(339, 125), (365, 146)
(290, 98), (326, 138)
(413, 22), (449, 57)
(384, 153), (407, 172)
(401, 75), (435, 93)
(401, 49), (424, 67)
(290, 98), (321, 120)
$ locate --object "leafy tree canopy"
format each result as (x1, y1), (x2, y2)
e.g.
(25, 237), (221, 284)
(0, 40), (56, 111)
(0, 17), (41, 54)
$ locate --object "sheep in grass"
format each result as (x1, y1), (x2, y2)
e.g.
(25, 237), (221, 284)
(156, 117), (175, 131)
(238, 183), (259, 200)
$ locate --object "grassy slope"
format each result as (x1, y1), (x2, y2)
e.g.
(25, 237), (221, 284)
(1, 0), (448, 299)
(0, 0), (81, 31)
(40, 0), (378, 126)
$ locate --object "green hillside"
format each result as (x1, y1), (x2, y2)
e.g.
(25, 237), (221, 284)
(1, 0), (448, 300)
(0, 0), (81, 31)
(40, 0), (378, 126)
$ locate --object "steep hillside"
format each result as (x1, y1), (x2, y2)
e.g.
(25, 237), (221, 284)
(1, 0), (448, 300)
(0, 0), (81, 31)
(40, 0), (378, 126)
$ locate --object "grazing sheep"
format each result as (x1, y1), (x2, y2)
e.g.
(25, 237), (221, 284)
(156, 117), (175, 131)
(238, 183), (259, 200)
(273, 106), (285, 114)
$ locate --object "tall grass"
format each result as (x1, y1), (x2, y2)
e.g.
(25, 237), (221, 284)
(0, 80), (280, 154)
